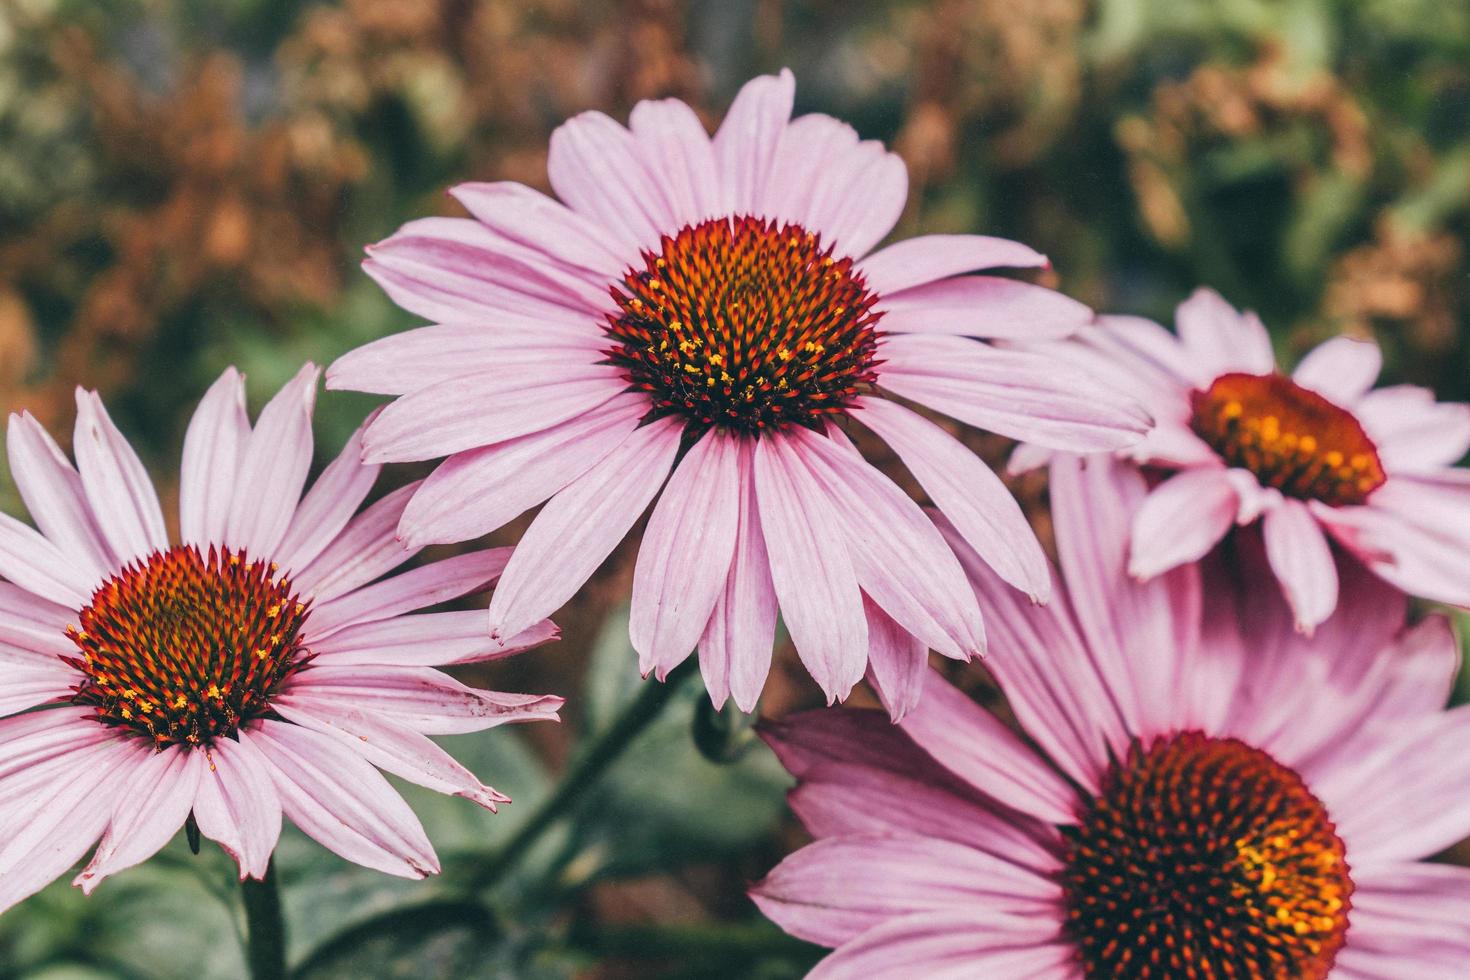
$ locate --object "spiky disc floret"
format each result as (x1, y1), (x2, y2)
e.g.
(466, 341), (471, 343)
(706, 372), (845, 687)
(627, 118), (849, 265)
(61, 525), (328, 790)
(1061, 732), (1352, 980)
(65, 545), (310, 748)
(1190, 372), (1386, 506)
(603, 215), (882, 434)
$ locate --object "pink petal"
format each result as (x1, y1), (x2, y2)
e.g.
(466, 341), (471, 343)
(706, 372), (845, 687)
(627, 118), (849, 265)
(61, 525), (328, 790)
(0, 582), (77, 659)
(1174, 287), (1275, 377)
(753, 433), (868, 703)
(7, 412), (112, 576)
(274, 414), (382, 575)
(292, 480), (421, 601)
(806, 909), (1073, 980)
(448, 181), (626, 277)
(698, 441), (777, 712)
(485, 417), (681, 643)
(857, 397), (1049, 600)
(862, 597), (928, 722)
(763, 114), (861, 225)
(628, 98), (721, 227)
(878, 276), (1092, 341)
(878, 334), (1152, 451)
(178, 368), (251, 549)
(752, 834), (1059, 948)
(899, 670), (1078, 825)
(273, 700), (511, 810)
(307, 548), (511, 637)
(0, 663), (76, 715)
(397, 393), (646, 548)
(325, 325), (511, 396)
(1342, 862), (1470, 971)
(804, 141), (907, 259)
(714, 69), (795, 217)
(547, 112), (674, 254)
(631, 431), (741, 680)
(361, 366), (625, 464)
(1355, 384), (1470, 471)
(859, 235), (1048, 295)
(311, 610), (558, 667)
(0, 511), (93, 608)
(252, 720), (438, 877)
(75, 746), (203, 893)
(792, 427), (984, 660)
(1262, 498), (1338, 633)
(0, 708), (112, 783)
(1291, 336), (1382, 404)
(72, 389), (167, 564)
(225, 363), (318, 558)
(1128, 468), (1237, 579)
(193, 732), (283, 880)
(285, 664), (563, 734)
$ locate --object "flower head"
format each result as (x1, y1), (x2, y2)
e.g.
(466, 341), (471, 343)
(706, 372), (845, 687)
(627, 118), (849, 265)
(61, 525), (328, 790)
(1013, 287), (1470, 632)
(329, 70), (1151, 713)
(753, 454), (1470, 978)
(0, 366), (561, 912)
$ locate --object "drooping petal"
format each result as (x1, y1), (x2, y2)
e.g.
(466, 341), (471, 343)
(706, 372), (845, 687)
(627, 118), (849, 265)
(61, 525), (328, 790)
(878, 277), (1091, 342)
(311, 610), (558, 667)
(192, 731), (283, 880)
(75, 747), (203, 893)
(73, 389), (167, 565)
(225, 364), (319, 558)
(178, 367), (251, 549)
(863, 597), (928, 722)
(1128, 468), (1238, 579)
(1262, 498), (1339, 633)
(7, 412), (113, 576)
(486, 418), (682, 643)
(858, 235), (1047, 295)
(283, 665), (563, 734)
(1291, 336), (1382, 405)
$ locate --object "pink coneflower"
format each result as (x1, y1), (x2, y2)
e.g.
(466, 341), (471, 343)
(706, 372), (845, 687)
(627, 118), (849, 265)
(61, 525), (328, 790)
(0, 366), (561, 912)
(1012, 287), (1470, 632)
(753, 454), (1470, 979)
(328, 70), (1151, 711)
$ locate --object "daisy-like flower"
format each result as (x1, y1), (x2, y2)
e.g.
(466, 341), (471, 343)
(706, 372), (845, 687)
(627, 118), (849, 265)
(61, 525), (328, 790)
(753, 454), (1470, 979)
(1012, 287), (1470, 632)
(328, 70), (1151, 711)
(0, 366), (561, 913)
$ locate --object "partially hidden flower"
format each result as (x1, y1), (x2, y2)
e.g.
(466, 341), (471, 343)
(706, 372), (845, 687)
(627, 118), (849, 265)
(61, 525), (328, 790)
(1012, 287), (1470, 632)
(0, 365), (561, 913)
(328, 69), (1151, 712)
(753, 454), (1470, 979)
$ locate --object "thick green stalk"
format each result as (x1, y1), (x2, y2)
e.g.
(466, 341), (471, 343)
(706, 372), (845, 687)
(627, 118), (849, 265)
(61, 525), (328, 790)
(241, 859), (287, 980)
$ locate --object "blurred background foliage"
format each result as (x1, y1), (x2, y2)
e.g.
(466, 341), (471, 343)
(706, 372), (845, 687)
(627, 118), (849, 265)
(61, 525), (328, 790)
(0, 0), (1467, 976)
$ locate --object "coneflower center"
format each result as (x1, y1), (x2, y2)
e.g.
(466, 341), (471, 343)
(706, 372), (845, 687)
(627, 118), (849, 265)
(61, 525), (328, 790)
(603, 215), (881, 434)
(1060, 732), (1351, 980)
(65, 546), (310, 748)
(1190, 372), (1385, 506)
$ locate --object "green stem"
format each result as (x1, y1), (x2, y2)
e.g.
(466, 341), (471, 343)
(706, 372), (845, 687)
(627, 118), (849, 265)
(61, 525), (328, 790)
(459, 658), (697, 891)
(241, 859), (287, 980)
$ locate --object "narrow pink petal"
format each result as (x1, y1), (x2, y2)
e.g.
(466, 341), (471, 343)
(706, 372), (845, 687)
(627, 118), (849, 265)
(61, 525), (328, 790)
(75, 746), (203, 893)
(1342, 862), (1470, 970)
(1291, 336), (1382, 404)
(628, 98), (721, 227)
(878, 334), (1152, 451)
(863, 597), (928, 722)
(486, 417), (681, 643)
(806, 142), (907, 259)
(325, 324), (510, 396)
(307, 549), (510, 638)
(0, 511), (93, 607)
(753, 433), (868, 703)
(0, 582), (76, 658)
(763, 114), (860, 225)
(225, 363), (318, 558)
(274, 414), (382, 575)
(178, 368), (250, 549)
(792, 427), (984, 659)
(291, 480), (421, 601)
(899, 670), (1078, 825)
(1355, 384), (1470, 471)
(1314, 496), (1470, 607)
(448, 181), (627, 277)
(1128, 468), (1237, 579)
(0, 663), (76, 716)
(714, 69), (795, 216)
(547, 112), (674, 253)
(252, 720), (437, 877)
(752, 834), (1059, 948)
(361, 366), (624, 464)
(698, 441), (777, 712)
(806, 909), (1073, 980)
(1174, 287), (1275, 377)
(859, 235), (1047, 295)
(857, 397), (1049, 600)
(1262, 498), (1338, 633)
(7, 412), (113, 576)
(631, 431), (741, 679)
(311, 610), (557, 667)
(397, 393), (646, 548)
(878, 276), (1092, 341)
(273, 700), (511, 810)
(72, 389), (167, 564)
(0, 708), (112, 783)
(284, 664), (563, 734)
(193, 731), (283, 880)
